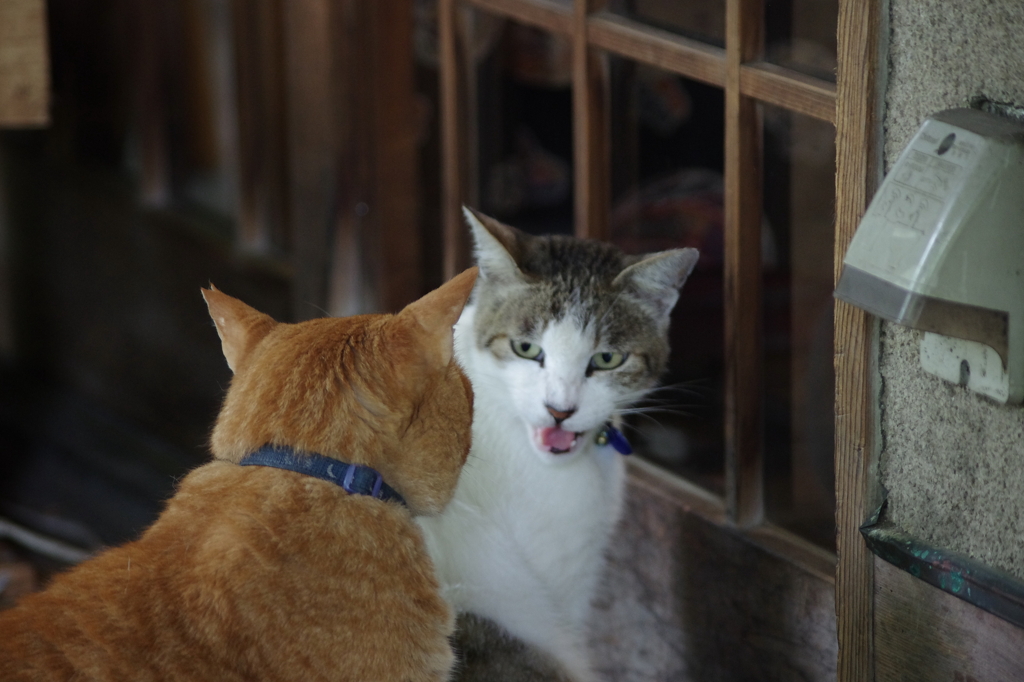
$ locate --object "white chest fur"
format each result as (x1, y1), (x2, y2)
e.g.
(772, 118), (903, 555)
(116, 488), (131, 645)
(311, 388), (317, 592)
(416, 306), (627, 681)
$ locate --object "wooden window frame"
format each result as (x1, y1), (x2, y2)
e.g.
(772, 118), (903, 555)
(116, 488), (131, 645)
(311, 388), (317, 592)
(834, 1), (885, 679)
(438, 0), (882, 677)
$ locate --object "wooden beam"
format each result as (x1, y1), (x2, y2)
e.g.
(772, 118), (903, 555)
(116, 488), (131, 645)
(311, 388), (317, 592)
(587, 11), (726, 88)
(627, 457), (728, 526)
(740, 61), (836, 124)
(231, 0), (289, 255)
(326, 0), (424, 315)
(746, 523), (837, 586)
(287, 0), (420, 317)
(282, 0), (337, 320)
(369, 0), (422, 311)
(0, 0), (50, 127)
(834, 0), (886, 679)
(134, 0), (171, 207)
(440, 0), (471, 280)
(572, 0), (610, 240)
(326, 0), (370, 317)
(723, 0), (764, 528)
(464, 0), (572, 35)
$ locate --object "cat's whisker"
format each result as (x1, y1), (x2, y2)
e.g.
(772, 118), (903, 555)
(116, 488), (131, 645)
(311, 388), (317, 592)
(612, 387), (662, 406)
(618, 406), (699, 421)
(611, 382), (710, 414)
(618, 411), (668, 429)
(610, 400), (703, 438)
(306, 302), (332, 318)
(454, 443), (489, 473)
(645, 381), (710, 399)
(618, 403), (697, 414)
(626, 392), (702, 406)
(614, 413), (663, 430)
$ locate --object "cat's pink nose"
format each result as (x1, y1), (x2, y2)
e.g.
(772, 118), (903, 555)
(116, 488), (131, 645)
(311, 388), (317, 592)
(546, 405), (576, 424)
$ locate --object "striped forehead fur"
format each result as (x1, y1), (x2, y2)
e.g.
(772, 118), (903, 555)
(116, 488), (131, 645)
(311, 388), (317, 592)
(472, 233), (672, 379)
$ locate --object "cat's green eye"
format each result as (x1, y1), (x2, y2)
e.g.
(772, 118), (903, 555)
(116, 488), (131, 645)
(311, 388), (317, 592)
(511, 340), (544, 361)
(590, 351), (627, 370)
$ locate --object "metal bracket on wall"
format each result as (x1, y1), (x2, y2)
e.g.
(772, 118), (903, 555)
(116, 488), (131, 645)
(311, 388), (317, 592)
(862, 501), (1024, 630)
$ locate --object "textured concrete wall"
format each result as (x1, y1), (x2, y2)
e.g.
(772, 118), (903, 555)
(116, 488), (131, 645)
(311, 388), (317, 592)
(881, 0), (1024, 579)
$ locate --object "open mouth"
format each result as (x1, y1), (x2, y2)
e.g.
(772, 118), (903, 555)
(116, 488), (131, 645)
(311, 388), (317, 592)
(534, 426), (584, 455)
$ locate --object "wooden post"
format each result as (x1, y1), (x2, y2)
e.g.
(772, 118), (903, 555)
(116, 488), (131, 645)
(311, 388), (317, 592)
(231, 0), (289, 255)
(326, 0), (373, 316)
(283, 0), (337, 320)
(834, 0), (886, 679)
(134, 0), (171, 207)
(320, 0), (423, 316)
(440, 0), (472, 280)
(367, 0), (421, 312)
(723, 0), (764, 528)
(571, 0), (609, 241)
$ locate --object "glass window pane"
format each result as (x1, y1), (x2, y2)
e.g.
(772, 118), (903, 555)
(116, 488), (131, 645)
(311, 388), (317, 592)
(608, 56), (726, 495)
(765, 0), (838, 82)
(608, 0), (725, 48)
(474, 14), (574, 234)
(761, 104), (836, 548)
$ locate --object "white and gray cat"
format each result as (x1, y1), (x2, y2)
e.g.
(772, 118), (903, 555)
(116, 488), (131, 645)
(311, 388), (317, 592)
(417, 208), (698, 682)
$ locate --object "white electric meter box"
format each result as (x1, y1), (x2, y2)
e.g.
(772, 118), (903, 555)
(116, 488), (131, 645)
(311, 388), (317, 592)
(835, 108), (1024, 403)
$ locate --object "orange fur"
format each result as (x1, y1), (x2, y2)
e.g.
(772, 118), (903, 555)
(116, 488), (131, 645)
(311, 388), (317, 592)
(0, 267), (478, 682)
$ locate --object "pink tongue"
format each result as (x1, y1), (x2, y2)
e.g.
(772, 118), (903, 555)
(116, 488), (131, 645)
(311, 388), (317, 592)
(540, 427), (577, 452)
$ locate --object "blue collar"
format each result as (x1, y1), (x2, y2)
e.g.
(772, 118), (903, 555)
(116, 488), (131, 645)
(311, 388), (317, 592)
(239, 445), (407, 507)
(596, 422), (632, 455)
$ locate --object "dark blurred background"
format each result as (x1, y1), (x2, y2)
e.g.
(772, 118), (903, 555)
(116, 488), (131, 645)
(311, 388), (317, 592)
(0, 0), (430, 587)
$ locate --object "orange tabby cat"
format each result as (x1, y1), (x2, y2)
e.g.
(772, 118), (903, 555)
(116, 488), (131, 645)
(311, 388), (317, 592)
(0, 267), (478, 682)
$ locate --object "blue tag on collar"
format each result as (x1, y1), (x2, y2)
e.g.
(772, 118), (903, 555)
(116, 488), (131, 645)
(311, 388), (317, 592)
(596, 423), (632, 455)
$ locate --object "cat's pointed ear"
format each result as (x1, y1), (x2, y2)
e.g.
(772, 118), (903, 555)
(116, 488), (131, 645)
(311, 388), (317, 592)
(613, 248), (700, 317)
(202, 286), (278, 373)
(398, 267), (478, 368)
(463, 206), (526, 283)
